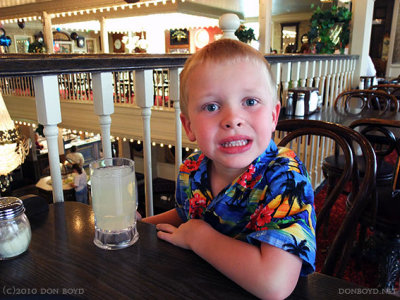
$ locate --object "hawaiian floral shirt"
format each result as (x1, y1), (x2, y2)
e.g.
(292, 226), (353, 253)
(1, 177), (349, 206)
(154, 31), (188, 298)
(175, 140), (316, 275)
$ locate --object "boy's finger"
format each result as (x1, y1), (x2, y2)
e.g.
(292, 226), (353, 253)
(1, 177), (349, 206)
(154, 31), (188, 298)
(156, 223), (176, 233)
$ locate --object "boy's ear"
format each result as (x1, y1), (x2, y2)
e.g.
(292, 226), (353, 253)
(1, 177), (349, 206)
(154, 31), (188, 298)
(271, 102), (281, 132)
(180, 113), (196, 142)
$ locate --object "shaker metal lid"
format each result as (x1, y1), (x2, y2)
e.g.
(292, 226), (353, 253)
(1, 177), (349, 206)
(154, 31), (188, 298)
(0, 197), (25, 220)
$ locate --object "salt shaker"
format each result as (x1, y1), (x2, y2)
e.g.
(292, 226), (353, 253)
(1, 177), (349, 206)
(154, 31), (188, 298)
(0, 197), (32, 260)
(294, 92), (305, 116)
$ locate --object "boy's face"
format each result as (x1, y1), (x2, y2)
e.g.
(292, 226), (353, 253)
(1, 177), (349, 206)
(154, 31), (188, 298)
(180, 60), (281, 173)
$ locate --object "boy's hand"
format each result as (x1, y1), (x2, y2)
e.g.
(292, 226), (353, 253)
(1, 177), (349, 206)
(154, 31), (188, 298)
(136, 211), (142, 221)
(156, 219), (210, 250)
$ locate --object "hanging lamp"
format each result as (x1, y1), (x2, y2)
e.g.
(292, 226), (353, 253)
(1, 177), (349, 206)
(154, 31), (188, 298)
(0, 92), (30, 192)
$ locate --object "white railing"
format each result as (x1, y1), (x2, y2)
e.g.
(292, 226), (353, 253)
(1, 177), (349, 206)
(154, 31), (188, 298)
(0, 55), (357, 111)
(0, 52), (358, 217)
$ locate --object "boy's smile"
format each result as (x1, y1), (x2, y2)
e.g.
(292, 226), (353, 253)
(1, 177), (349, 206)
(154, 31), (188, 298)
(180, 59), (280, 178)
(219, 135), (251, 154)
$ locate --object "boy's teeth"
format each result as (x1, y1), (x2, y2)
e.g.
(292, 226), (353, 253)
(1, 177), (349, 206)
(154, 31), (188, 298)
(222, 140), (248, 147)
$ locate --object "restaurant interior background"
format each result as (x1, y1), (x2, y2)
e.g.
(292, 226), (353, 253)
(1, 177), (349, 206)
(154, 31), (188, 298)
(0, 0), (398, 208)
(1, 0), (397, 76)
(0, 0), (359, 54)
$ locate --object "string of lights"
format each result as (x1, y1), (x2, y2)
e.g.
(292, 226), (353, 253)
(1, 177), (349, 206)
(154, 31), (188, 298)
(0, 0), (191, 25)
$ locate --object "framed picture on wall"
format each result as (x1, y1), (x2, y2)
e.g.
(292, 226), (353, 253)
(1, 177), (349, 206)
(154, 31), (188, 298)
(54, 41), (72, 53)
(86, 38), (96, 53)
(14, 35), (31, 53)
(169, 29), (189, 46)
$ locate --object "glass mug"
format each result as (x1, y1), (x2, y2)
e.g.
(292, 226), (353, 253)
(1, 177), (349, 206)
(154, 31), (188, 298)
(90, 157), (139, 250)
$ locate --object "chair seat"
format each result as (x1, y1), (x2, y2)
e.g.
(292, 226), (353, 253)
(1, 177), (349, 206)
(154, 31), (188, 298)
(346, 188), (400, 235)
(323, 155), (394, 183)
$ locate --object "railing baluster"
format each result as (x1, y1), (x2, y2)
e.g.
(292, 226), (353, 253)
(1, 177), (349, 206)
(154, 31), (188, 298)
(33, 75), (63, 203)
(350, 58), (357, 89)
(128, 71), (134, 104)
(330, 60), (338, 107)
(340, 59), (347, 92)
(135, 70), (154, 217)
(92, 72), (114, 159)
(270, 62), (281, 101)
(291, 61), (301, 88)
(281, 62), (291, 107)
(299, 61), (308, 87)
(169, 67), (182, 180)
(307, 60), (316, 88)
(314, 61), (322, 97)
(335, 59), (343, 99)
(325, 60), (333, 107)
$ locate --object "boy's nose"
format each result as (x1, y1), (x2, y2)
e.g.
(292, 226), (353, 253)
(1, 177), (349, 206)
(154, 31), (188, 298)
(224, 121), (242, 128)
(222, 110), (243, 128)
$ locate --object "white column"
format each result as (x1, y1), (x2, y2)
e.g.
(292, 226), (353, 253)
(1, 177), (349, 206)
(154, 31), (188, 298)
(135, 70), (154, 217)
(349, 0), (375, 87)
(41, 11), (54, 54)
(258, 0), (273, 53)
(99, 17), (109, 53)
(33, 75), (62, 202)
(169, 67), (182, 180)
(92, 72), (114, 159)
(219, 13), (240, 40)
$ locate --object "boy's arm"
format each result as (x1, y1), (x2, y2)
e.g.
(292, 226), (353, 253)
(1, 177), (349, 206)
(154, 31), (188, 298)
(141, 208), (183, 227)
(157, 220), (302, 300)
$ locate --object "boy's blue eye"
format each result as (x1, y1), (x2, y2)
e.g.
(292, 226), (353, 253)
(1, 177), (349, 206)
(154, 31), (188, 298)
(245, 98), (258, 106)
(204, 103), (219, 112)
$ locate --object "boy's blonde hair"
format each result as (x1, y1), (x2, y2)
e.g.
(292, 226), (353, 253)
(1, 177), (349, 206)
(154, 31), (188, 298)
(179, 38), (278, 117)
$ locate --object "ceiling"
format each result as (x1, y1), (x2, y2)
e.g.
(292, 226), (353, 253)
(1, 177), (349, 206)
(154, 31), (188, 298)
(0, 0), (323, 19)
(0, 0), (327, 33)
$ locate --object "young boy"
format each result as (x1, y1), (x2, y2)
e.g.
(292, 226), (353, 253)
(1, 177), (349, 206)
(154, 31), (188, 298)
(143, 39), (316, 299)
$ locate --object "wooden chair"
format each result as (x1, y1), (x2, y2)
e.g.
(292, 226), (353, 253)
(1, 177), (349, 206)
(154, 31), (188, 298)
(369, 83), (400, 97)
(388, 75), (400, 84)
(347, 118), (400, 291)
(369, 84), (400, 111)
(334, 89), (399, 116)
(276, 119), (376, 278)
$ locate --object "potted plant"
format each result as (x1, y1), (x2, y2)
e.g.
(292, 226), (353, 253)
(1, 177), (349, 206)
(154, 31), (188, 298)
(28, 32), (46, 53)
(307, 5), (352, 54)
(235, 25), (256, 44)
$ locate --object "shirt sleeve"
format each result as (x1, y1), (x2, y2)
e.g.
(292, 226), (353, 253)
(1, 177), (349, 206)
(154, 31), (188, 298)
(246, 154), (316, 276)
(175, 165), (189, 222)
(175, 152), (206, 223)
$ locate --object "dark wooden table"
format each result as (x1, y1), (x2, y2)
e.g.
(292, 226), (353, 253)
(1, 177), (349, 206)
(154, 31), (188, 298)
(0, 202), (397, 299)
(280, 106), (400, 127)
